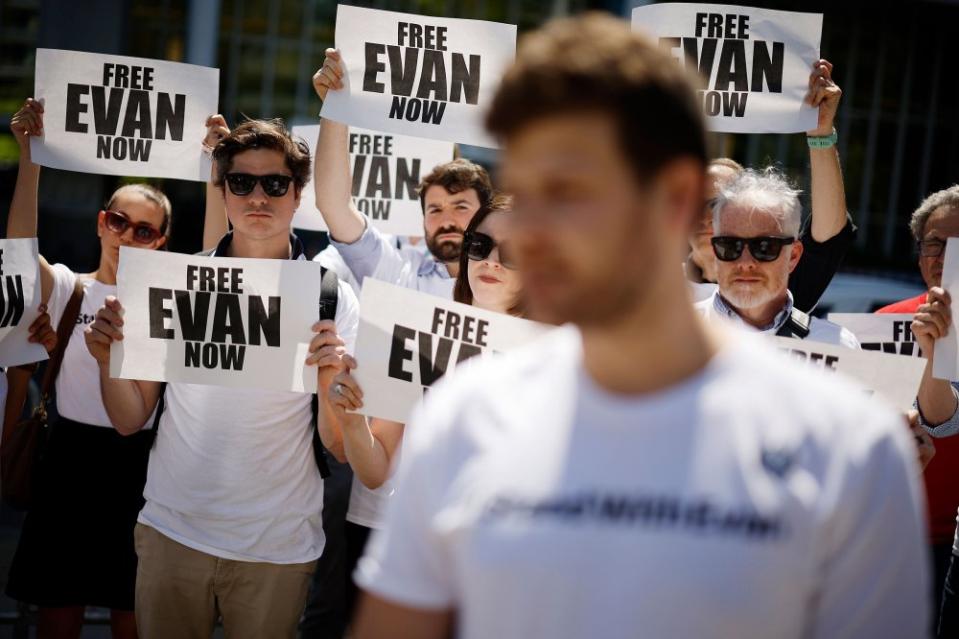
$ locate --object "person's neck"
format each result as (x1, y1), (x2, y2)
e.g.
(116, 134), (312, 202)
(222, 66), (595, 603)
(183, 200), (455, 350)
(581, 269), (722, 395)
(726, 292), (788, 329)
(444, 260), (460, 278)
(227, 230), (291, 259)
(94, 257), (117, 285)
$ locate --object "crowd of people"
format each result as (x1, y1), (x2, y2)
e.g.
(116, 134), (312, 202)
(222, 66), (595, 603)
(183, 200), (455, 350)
(0, 10), (957, 639)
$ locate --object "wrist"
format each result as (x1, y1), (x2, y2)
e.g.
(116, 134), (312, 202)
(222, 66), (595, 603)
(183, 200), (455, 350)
(807, 128), (838, 149)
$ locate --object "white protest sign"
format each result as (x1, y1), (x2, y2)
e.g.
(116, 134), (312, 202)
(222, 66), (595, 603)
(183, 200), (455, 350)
(353, 278), (550, 422)
(292, 124), (453, 236)
(321, 5), (516, 149)
(31, 49), (219, 181)
(0, 239), (48, 367)
(773, 337), (925, 412)
(112, 247), (325, 392)
(829, 313), (923, 358)
(934, 237), (959, 380)
(631, 3), (822, 133)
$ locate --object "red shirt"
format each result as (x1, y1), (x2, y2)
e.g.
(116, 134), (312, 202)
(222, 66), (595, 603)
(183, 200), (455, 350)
(879, 292), (959, 543)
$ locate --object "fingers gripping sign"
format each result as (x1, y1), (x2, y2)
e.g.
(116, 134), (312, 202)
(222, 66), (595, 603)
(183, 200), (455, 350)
(84, 296), (125, 366)
(912, 287), (951, 359)
(312, 49), (346, 102)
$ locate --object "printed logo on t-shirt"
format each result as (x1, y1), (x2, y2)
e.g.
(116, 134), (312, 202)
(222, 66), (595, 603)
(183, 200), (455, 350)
(77, 313), (96, 325)
(760, 447), (796, 479)
(480, 491), (786, 542)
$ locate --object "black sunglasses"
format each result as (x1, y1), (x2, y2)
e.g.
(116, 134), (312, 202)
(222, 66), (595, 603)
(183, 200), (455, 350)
(918, 238), (947, 258)
(464, 231), (516, 269)
(224, 173), (294, 197)
(711, 236), (795, 262)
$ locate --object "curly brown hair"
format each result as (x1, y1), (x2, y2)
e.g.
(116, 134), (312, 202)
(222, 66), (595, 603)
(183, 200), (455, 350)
(417, 158), (493, 213)
(212, 118), (311, 195)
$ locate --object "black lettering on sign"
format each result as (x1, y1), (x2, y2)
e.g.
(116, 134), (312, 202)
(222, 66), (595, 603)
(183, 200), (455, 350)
(0, 248), (4, 274)
(147, 265), (281, 372)
(658, 12), (785, 121)
(347, 131), (423, 222)
(861, 341), (920, 357)
(0, 275), (26, 328)
(387, 309), (492, 389)
(782, 348), (840, 371)
(65, 62), (187, 164)
(892, 320), (915, 343)
(361, 20), (483, 126)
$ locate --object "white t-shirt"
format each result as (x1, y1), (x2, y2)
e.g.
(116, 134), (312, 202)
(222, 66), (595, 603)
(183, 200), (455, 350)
(138, 276), (360, 564)
(347, 473), (395, 530)
(47, 264), (118, 428)
(696, 291), (860, 349)
(357, 326), (928, 639)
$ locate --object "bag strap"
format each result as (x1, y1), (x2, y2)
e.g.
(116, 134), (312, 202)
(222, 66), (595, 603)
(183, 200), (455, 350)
(38, 277), (86, 400)
(312, 266), (339, 479)
(775, 308), (812, 340)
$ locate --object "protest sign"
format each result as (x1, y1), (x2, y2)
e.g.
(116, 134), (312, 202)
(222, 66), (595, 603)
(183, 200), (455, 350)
(352, 278), (550, 422)
(112, 247), (327, 392)
(773, 337), (925, 411)
(291, 124), (454, 236)
(30, 49), (219, 181)
(934, 238), (959, 380)
(631, 3), (822, 133)
(0, 239), (48, 367)
(829, 313), (923, 357)
(320, 5), (516, 148)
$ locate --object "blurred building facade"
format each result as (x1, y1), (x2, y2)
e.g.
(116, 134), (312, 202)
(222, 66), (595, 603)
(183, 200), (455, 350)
(1, 0), (957, 271)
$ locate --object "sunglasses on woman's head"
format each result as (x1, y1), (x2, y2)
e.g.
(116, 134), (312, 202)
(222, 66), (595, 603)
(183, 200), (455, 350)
(224, 173), (293, 197)
(102, 210), (163, 244)
(710, 236), (795, 262)
(464, 231), (517, 269)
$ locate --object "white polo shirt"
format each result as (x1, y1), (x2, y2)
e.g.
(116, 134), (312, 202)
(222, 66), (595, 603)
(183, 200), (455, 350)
(357, 326), (927, 638)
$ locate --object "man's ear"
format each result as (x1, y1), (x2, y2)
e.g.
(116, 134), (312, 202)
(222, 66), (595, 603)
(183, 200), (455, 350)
(787, 239), (804, 273)
(655, 158), (707, 236)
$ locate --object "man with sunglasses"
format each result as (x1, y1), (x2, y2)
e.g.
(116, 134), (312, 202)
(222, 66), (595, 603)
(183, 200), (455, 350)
(696, 168), (858, 348)
(687, 60), (856, 314)
(85, 119), (360, 639)
(311, 49), (493, 298)
(878, 185), (959, 635)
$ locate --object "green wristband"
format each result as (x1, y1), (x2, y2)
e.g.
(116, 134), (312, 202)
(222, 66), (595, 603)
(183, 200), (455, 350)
(807, 128), (838, 149)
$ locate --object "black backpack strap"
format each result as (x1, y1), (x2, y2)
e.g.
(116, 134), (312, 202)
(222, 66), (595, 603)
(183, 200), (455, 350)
(312, 266), (340, 479)
(776, 308), (812, 339)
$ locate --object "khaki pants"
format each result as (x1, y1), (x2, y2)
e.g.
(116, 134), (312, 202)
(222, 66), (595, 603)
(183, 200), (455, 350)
(134, 523), (317, 639)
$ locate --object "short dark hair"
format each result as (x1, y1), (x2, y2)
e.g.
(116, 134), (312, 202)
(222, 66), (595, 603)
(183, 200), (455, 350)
(453, 193), (523, 316)
(106, 183), (172, 242)
(486, 13), (707, 184)
(418, 159), (494, 212)
(212, 118), (311, 194)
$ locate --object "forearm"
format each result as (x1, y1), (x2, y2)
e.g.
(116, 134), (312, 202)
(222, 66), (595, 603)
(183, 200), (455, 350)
(97, 364), (157, 434)
(7, 156), (40, 238)
(315, 118), (366, 243)
(917, 359), (959, 427)
(341, 414), (393, 490)
(808, 144), (847, 242)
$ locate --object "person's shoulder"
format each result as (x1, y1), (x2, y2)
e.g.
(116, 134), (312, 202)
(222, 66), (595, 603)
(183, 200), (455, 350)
(722, 334), (904, 449)
(406, 326), (577, 441)
(875, 293), (926, 314)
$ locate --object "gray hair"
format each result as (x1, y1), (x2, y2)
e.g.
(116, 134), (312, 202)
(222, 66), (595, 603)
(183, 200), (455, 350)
(909, 185), (959, 242)
(713, 167), (803, 239)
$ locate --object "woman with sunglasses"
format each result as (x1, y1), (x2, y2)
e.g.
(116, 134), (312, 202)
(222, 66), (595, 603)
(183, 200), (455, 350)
(3, 98), (228, 639)
(314, 195), (520, 636)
